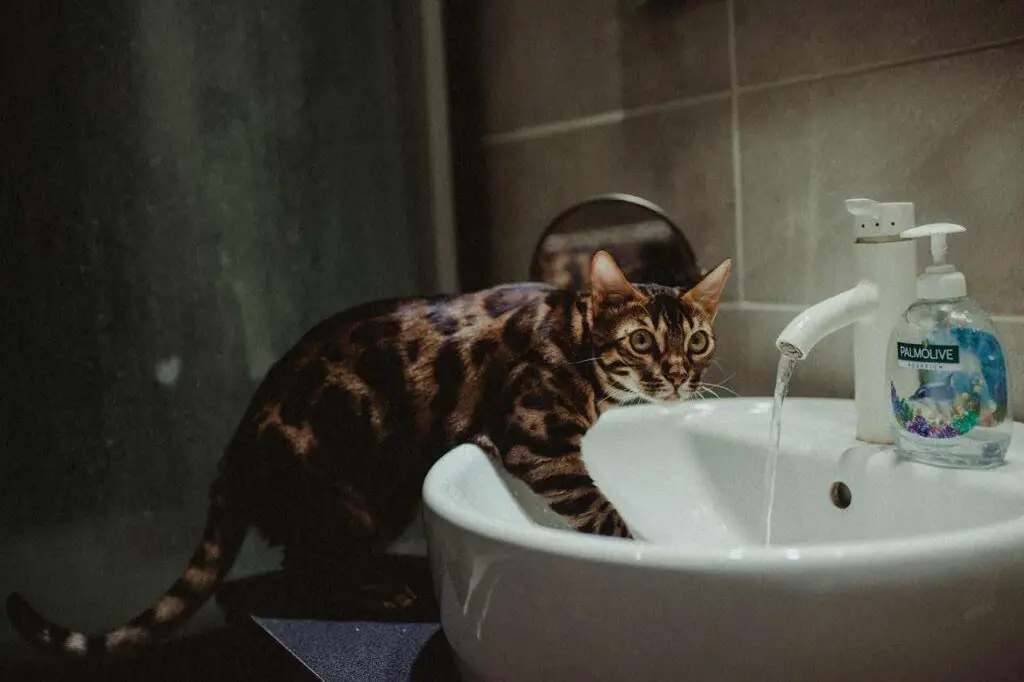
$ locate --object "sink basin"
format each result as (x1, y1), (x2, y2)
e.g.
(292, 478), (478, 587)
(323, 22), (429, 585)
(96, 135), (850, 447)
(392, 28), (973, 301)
(422, 398), (1024, 681)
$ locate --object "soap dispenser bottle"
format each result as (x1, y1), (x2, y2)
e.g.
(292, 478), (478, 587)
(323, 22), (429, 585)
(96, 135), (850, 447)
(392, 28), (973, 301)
(887, 223), (1012, 468)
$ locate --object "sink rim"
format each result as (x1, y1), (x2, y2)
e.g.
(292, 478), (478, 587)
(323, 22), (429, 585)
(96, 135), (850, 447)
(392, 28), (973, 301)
(423, 397), (1024, 574)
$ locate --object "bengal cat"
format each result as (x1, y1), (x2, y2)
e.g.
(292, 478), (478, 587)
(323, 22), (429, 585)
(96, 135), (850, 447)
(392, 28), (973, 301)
(7, 250), (731, 657)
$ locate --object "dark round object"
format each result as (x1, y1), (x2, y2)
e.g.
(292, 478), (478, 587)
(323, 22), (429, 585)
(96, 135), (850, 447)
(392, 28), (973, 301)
(529, 193), (703, 291)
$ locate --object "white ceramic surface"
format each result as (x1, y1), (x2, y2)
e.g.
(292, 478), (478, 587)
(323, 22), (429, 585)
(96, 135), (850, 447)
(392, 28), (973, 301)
(423, 398), (1024, 682)
(776, 197), (918, 443)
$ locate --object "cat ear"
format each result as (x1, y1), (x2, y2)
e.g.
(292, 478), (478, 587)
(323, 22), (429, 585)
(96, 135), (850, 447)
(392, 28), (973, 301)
(590, 250), (639, 303)
(683, 258), (732, 319)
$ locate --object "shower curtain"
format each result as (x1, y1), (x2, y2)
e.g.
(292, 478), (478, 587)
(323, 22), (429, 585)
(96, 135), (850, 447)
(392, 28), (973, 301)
(0, 0), (451, 652)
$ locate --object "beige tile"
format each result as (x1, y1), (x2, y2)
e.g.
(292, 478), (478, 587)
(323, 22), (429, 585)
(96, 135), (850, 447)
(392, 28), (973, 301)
(711, 307), (854, 399)
(994, 319), (1024, 421)
(480, 2), (620, 135)
(617, 1), (731, 112)
(735, 0), (1024, 86)
(740, 45), (1024, 313)
(485, 99), (735, 292)
(480, 1), (730, 134)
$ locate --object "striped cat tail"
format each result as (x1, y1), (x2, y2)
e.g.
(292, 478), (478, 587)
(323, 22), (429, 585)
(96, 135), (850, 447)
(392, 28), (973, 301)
(5, 476), (246, 658)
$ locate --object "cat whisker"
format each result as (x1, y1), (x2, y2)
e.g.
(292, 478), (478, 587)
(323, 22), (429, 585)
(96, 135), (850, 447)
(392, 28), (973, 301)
(630, 388), (660, 405)
(611, 384), (652, 406)
(697, 379), (739, 398)
(569, 356), (601, 365)
(709, 358), (730, 378)
(599, 385), (637, 408)
(703, 373), (736, 387)
(698, 386), (721, 400)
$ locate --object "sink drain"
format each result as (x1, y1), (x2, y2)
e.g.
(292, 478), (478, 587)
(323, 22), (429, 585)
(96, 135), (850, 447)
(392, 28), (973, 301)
(830, 481), (852, 509)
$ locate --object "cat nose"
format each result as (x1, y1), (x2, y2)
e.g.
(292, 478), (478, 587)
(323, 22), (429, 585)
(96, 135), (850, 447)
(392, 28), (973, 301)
(665, 365), (687, 386)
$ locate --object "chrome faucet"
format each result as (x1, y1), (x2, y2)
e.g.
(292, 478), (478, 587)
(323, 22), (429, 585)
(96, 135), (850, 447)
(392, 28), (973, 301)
(775, 198), (919, 443)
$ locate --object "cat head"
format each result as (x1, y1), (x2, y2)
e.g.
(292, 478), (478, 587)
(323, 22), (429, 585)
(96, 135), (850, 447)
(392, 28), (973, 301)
(587, 250), (731, 405)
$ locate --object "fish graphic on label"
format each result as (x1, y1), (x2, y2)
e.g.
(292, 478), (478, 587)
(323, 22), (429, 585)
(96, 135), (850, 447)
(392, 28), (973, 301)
(908, 373), (957, 404)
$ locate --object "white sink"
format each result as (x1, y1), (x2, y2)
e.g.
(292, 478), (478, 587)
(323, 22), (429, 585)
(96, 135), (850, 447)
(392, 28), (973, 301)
(423, 398), (1024, 682)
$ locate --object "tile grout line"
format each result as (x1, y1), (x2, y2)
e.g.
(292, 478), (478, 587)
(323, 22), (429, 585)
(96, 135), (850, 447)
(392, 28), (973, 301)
(483, 110), (626, 147)
(720, 302), (1024, 324)
(720, 301), (805, 313)
(481, 34), (1024, 148)
(621, 90), (730, 123)
(726, 0), (745, 302)
(736, 33), (1024, 96)
(481, 91), (729, 147)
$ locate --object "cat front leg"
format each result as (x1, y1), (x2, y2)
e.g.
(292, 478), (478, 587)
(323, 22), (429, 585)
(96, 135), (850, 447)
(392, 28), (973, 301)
(499, 421), (632, 539)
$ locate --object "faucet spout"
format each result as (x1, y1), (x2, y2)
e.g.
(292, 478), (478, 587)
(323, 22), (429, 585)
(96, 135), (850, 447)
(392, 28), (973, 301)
(775, 282), (880, 360)
(774, 197), (918, 444)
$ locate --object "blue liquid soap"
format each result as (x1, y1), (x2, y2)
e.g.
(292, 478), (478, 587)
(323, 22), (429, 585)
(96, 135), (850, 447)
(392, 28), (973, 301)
(886, 223), (1012, 468)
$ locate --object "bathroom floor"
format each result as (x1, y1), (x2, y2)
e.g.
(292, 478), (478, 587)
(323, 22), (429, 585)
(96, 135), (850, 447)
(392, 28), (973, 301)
(0, 625), (310, 682)
(1, 559), (444, 681)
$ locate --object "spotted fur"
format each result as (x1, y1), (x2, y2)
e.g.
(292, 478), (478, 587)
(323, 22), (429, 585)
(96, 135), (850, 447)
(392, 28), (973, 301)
(6, 251), (731, 657)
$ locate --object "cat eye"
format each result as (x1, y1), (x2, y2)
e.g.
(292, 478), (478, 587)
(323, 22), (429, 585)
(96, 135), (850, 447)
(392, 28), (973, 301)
(688, 330), (710, 354)
(629, 329), (654, 353)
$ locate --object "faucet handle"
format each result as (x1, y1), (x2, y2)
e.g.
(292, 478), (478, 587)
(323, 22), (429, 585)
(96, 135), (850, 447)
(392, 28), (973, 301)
(844, 198), (879, 216)
(845, 197), (915, 243)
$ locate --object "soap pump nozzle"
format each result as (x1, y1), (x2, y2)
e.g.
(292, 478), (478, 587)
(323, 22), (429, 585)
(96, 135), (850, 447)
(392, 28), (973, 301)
(899, 222), (968, 300)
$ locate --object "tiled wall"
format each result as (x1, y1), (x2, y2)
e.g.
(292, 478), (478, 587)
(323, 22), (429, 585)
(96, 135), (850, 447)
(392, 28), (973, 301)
(476, 0), (1024, 415)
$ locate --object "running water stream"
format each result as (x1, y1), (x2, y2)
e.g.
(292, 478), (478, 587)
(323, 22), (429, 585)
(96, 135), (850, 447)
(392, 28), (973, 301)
(763, 354), (797, 545)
